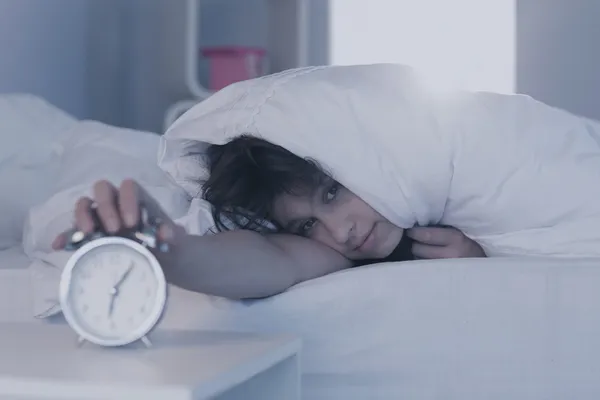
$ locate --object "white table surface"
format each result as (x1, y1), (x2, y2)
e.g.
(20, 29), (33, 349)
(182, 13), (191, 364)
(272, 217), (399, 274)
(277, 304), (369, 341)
(0, 323), (301, 399)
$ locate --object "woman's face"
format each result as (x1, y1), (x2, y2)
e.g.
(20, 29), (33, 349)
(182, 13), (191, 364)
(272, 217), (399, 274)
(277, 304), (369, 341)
(271, 179), (404, 260)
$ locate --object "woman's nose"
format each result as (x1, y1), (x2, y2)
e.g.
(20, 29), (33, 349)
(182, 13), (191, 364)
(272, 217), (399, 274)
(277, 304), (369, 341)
(322, 215), (353, 245)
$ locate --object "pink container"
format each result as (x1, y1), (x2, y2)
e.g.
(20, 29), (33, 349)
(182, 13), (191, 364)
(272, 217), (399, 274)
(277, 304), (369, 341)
(202, 46), (267, 91)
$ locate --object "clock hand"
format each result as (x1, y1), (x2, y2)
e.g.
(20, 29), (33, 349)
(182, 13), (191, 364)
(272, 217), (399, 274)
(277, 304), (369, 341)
(108, 294), (116, 317)
(107, 265), (128, 316)
(107, 262), (134, 317)
(114, 262), (135, 290)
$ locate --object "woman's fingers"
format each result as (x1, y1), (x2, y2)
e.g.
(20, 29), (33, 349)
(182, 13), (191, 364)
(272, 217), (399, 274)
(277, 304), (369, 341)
(406, 226), (459, 246)
(412, 242), (460, 259)
(118, 179), (141, 228)
(74, 196), (95, 233)
(52, 179), (177, 251)
(93, 180), (121, 233)
(51, 233), (67, 250)
(52, 195), (95, 250)
(409, 226), (486, 259)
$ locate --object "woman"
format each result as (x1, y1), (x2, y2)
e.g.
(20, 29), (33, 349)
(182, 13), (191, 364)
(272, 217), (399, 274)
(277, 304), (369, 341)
(52, 136), (484, 300)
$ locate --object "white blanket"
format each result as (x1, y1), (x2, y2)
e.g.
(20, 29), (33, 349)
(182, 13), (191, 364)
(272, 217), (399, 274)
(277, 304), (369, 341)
(0, 94), (77, 250)
(160, 64), (600, 257)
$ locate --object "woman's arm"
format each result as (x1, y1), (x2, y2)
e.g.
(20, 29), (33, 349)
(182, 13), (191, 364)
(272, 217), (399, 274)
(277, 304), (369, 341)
(53, 180), (351, 300)
(162, 229), (350, 299)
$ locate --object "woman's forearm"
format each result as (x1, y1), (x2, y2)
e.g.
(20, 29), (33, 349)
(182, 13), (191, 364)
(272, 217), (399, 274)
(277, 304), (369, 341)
(158, 228), (349, 299)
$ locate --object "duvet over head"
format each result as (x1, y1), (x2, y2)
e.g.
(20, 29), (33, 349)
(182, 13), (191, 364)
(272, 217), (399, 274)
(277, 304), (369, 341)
(159, 63), (600, 257)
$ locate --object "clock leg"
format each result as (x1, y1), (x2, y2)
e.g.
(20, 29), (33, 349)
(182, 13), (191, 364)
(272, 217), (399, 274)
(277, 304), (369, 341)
(77, 336), (86, 347)
(141, 335), (152, 348)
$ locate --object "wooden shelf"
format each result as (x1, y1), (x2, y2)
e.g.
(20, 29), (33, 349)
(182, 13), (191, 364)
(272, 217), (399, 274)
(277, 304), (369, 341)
(162, 0), (310, 131)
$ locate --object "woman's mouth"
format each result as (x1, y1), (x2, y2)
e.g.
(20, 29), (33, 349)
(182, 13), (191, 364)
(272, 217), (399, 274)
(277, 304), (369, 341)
(357, 226), (376, 252)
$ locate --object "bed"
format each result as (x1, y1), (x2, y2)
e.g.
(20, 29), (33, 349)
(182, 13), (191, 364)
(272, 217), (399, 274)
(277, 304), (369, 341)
(5, 93), (600, 399)
(0, 246), (35, 323)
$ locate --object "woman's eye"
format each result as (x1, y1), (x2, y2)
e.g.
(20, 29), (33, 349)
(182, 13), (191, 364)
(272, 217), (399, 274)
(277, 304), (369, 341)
(300, 219), (317, 236)
(325, 183), (339, 203)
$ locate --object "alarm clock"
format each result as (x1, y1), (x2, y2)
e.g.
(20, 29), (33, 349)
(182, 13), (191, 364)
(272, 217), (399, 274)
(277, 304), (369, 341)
(59, 207), (168, 348)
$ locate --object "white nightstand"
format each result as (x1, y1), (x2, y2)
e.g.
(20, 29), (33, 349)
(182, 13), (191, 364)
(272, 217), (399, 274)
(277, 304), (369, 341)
(0, 323), (301, 400)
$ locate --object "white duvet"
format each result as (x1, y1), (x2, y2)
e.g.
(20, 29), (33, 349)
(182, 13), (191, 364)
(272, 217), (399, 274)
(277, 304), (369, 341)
(161, 64), (600, 258)
(6, 64), (600, 399)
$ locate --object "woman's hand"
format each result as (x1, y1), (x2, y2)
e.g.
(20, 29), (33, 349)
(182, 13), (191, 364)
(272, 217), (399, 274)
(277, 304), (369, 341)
(406, 226), (486, 259)
(52, 179), (182, 251)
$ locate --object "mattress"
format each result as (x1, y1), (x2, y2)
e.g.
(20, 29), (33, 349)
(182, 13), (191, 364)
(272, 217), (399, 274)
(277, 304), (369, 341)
(0, 246), (34, 323)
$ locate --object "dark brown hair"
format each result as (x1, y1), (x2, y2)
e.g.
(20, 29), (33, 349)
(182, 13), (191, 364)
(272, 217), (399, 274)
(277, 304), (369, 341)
(202, 135), (327, 232)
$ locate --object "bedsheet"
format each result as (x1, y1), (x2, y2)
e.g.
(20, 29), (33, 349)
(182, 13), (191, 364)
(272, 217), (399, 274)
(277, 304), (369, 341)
(0, 246), (34, 323)
(29, 256), (600, 400)
(149, 256), (600, 400)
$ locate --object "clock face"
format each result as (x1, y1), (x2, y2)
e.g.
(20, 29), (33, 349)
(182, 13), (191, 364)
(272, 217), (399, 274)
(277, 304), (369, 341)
(60, 237), (167, 346)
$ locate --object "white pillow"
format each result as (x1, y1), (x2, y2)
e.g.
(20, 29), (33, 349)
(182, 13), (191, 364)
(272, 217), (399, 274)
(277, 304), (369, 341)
(0, 93), (76, 249)
(23, 120), (191, 317)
